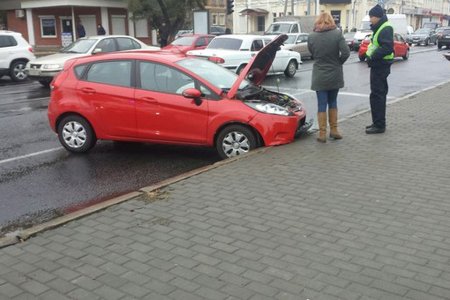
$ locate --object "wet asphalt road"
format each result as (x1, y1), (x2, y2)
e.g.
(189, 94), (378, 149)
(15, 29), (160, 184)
(1, 45), (449, 235)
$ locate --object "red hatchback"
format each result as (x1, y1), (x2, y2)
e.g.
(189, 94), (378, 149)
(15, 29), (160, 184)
(162, 34), (215, 54)
(358, 33), (410, 61)
(48, 35), (311, 159)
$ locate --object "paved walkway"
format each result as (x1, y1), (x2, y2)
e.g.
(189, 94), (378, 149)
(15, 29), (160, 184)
(1, 83), (450, 300)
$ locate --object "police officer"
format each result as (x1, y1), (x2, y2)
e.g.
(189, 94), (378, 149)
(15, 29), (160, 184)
(365, 4), (394, 134)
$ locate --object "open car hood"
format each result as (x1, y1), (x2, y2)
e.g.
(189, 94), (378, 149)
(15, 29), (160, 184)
(227, 34), (288, 99)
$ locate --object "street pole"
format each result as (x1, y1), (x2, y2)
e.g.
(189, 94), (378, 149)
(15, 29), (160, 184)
(307, 0), (310, 15)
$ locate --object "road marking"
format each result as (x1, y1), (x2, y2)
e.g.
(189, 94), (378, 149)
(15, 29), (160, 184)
(0, 147), (62, 165)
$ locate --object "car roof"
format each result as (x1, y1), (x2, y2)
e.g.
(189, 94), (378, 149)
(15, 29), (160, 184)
(70, 50), (187, 65)
(213, 34), (268, 40)
(0, 30), (23, 36)
(178, 34), (215, 38)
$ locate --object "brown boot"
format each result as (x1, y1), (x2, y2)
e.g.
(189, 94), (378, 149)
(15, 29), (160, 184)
(317, 112), (327, 143)
(328, 108), (342, 139)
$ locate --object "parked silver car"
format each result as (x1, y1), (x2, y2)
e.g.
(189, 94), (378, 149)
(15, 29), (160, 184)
(26, 35), (159, 87)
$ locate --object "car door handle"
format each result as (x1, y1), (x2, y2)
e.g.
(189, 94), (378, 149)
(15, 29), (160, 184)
(139, 97), (158, 103)
(81, 87), (96, 94)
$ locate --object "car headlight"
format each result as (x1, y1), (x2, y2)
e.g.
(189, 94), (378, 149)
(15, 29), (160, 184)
(245, 102), (290, 116)
(43, 64), (63, 70)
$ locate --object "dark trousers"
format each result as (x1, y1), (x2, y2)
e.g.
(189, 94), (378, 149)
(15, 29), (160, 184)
(370, 64), (391, 128)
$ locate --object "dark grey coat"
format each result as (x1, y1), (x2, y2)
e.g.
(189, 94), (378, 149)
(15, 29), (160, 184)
(307, 28), (350, 91)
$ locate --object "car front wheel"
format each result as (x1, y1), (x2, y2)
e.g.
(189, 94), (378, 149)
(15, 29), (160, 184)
(284, 60), (297, 77)
(216, 125), (257, 159)
(57, 115), (97, 153)
(10, 60), (28, 82)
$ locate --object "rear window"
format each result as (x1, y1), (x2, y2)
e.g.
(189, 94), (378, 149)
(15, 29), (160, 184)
(173, 36), (196, 46)
(85, 61), (132, 87)
(207, 38), (242, 50)
(0, 35), (18, 48)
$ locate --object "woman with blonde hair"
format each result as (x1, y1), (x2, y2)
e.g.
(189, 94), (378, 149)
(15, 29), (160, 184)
(308, 12), (350, 143)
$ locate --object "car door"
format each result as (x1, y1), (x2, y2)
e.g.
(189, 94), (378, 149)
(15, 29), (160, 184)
(135, 60), (209, 144)
(77, 60), (136, 138)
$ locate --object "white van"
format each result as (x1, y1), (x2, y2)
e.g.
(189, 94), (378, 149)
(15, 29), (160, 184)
(353, 14), (413, 50)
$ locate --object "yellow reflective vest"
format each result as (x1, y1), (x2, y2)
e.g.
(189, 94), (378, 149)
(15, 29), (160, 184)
(366, 21), (394, 60)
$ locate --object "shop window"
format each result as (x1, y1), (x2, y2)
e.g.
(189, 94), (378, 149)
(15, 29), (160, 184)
(257, 16), (265, 32)
(40, 16), (56, 37)
(212, 14), (218, 25)
(219, 14), (225, 25)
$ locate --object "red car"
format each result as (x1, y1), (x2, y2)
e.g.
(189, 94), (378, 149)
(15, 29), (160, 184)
(358, 33), (410, 61)
(162, 34), (215, 54)
(48, 35), (311, 159)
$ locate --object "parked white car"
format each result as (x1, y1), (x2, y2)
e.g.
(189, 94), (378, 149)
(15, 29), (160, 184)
(26, 35), (159, 87)
(187, 34), (301, 78)
(0, 30), (35, 82)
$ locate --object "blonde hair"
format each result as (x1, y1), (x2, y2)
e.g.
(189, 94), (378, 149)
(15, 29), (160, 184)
(314, 12), (337, 32)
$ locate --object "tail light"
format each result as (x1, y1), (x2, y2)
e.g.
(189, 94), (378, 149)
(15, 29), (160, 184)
(28, 47), (34, 53)
(208, 56), (225, 64)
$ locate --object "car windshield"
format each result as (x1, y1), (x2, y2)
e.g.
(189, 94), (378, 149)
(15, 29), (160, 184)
(176, 58), (249, 91)
(60, 39), (97, 53)
(207, 38), (242, 50)
(266, 23), (291, 33)
(415, 28), (430, 34)
(172, 36), (196, 46)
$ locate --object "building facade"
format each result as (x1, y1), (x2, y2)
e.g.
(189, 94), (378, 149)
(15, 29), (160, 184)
(0, 0), (155, 48)
(233, 0), (450, 34)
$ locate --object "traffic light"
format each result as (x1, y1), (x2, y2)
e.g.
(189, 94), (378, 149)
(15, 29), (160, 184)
(226, 0), (234, 15)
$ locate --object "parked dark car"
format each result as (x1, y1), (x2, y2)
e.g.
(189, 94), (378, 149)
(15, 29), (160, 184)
(406, 28), (437, 46)
(437, 27), (450, 50)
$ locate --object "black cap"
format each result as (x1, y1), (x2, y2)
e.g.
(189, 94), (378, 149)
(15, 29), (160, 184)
(369, 4), (384, 18)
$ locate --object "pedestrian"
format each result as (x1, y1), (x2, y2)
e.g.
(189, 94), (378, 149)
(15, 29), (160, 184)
(159, 22), (169, 47)
(97, 24), (106, 35)
(77, 21), (86, 38)
(365, 4), (394, 134)
(307, 12), (350, 143)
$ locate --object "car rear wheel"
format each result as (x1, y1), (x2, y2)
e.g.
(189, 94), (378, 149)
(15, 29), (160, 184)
(9, 60), (28, 82)
(402, 49), (409, 60)
(57, 115), (97, 153)
(216, 125), (257, 159)
(284, 60), (297, 77)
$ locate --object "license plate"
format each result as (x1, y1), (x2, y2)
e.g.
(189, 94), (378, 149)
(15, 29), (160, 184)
(28, 69), (40, 76)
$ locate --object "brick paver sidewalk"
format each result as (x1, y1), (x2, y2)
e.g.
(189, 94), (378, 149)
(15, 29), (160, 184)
(1, 83), (450, 300)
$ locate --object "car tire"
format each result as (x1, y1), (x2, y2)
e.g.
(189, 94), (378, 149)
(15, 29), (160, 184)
(39, 80), (51, 88)
(359, 56), (366, 62)
(57, 115), (97, 153)
(9, 60), (28, 82)
(402, 49), (409, 60)
(284, 60), (297, 77)
(216, 125), (257, 159)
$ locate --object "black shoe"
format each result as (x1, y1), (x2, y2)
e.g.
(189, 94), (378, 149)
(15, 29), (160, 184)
(366, 124), (374, 129)
(366, 126), (385, 134)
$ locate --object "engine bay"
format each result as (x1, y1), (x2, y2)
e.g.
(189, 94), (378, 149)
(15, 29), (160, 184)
(237, 86), (302, 112)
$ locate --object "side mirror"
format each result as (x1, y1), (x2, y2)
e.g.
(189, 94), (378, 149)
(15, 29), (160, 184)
(182, 88), (203, 106)
(92, 48), (102, 54)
